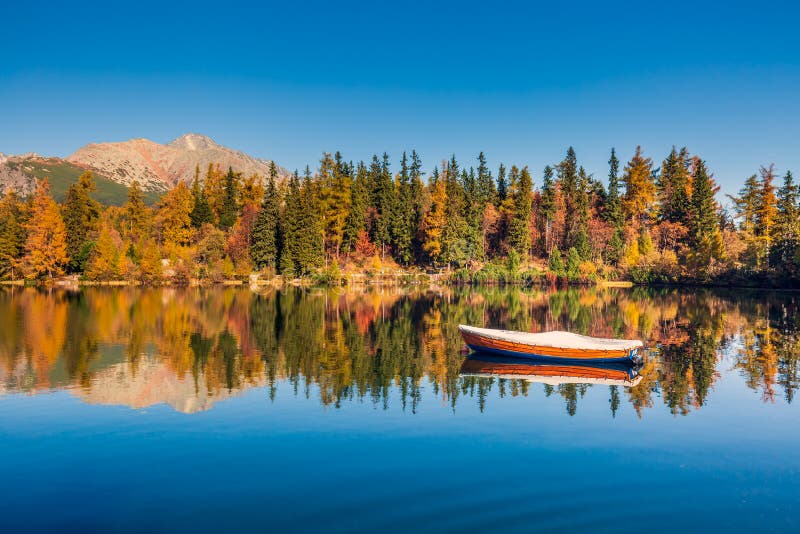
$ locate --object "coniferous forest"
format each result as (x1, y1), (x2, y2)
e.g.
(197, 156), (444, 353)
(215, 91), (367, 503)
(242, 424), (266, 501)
(0, 146), (798, 287)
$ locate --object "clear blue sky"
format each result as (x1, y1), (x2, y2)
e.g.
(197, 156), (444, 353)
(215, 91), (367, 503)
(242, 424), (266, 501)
(2, 0), (799, 196)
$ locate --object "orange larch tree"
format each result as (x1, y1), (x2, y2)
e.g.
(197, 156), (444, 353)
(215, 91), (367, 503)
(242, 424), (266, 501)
(21, 179), (69, 279)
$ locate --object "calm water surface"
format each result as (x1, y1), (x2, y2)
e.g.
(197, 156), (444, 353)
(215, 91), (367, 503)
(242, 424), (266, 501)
(1, 286), (798, 532)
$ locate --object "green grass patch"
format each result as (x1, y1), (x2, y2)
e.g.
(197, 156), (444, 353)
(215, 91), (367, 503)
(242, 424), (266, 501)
(16, 158), (163, 206)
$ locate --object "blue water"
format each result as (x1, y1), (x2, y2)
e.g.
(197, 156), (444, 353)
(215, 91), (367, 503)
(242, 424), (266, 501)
(0, 286), (798, 532)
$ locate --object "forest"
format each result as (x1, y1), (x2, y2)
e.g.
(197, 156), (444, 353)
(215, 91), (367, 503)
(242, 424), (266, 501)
(0, 146), (798, 286)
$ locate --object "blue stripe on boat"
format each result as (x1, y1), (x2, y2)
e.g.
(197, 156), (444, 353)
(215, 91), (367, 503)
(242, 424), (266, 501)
(466, 344), (638, 365)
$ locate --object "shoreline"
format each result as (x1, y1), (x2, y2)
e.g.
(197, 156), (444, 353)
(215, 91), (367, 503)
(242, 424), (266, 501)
(2, 272), (798, 291)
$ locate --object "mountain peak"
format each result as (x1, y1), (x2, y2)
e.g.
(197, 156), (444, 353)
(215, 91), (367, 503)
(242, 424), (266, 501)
(168, 133), (219, 151)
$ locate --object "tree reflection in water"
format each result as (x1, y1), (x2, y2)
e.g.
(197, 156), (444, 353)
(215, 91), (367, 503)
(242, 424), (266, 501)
(0, 286), (797, 415)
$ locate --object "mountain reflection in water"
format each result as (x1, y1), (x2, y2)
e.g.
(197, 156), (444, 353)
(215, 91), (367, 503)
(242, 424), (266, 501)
(0, 285), (797, 416)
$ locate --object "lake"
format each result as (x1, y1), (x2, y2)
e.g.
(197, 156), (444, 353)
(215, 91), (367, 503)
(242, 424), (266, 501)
(1, 285), (798, 532)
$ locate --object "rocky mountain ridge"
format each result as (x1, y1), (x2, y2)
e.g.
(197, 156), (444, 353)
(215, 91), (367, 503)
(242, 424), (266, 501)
(0, 134), (288, 202)
(68, 133), (289, 191)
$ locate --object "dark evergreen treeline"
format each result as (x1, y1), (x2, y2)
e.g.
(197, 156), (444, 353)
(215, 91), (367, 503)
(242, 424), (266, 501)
(0, 146), (798, 285)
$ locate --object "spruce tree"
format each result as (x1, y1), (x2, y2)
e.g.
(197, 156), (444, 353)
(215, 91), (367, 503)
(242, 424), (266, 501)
(548, 246), (565, 275)
(250, 173), (280, 270)
(218, 166), (239, 230)
(296, 167), (324, 273)
(496, 163), (508, 206)
(0, 191), (26, 279)
(393, 151), (414, 264)
(280, 171), (302, 275)
(688, 159), (722, 267)
(507, 165), (532, 258)
(190, 164), (214, 228)
(409, 150), (425, 262)
(605, 148), (623, 228)
(539, 165), (556, 252)
(558, 147), (579, 249)
(343, 162), (369, 252)
(605, 149), (625, 265)
(771, 170), (800, 271)
(476, 152), (496, 206)
(566, 247), (582, 280)
(441, 156), (468, 267)
(62, 171), (101, 272)
(462, 167), (483, 261)
(571, 167), (592, 260)
(657, 147), (690, 223)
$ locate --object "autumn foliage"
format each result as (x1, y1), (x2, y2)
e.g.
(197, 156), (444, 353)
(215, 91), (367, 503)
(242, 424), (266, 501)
(0, 146), (798, 286)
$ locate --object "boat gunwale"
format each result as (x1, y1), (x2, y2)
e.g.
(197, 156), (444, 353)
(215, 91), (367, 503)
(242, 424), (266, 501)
(458, 325), (644, 353)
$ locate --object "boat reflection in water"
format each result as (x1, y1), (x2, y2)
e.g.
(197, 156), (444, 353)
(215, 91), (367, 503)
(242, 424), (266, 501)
(460, 351), (643, 387)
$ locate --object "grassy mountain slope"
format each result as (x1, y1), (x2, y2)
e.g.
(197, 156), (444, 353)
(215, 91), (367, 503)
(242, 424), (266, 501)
(10, 158), (163, 205)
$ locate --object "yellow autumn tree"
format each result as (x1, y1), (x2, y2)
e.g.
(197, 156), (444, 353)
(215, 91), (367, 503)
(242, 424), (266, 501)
(240, 173), (265, 208)
(138, 239), (163, 284)
(204, 163), (226, 222)
(85, 222), (120, 280)
(422, 174), (447, 264)
(21, 179), (69, 279)
(157, 181), (194, 250)
(621, 146), (655, 225)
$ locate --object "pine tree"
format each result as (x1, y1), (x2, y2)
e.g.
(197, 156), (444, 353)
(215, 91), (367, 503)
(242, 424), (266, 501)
(565, 247), (581, 280)
(190, 164), (214, 228)
(730, 173), (762, 268)
(605, 148), (623, 228)
(296, 168), (324, 273)
(0, 190), (26, 279)
(441, 156), (468, 267)
(318, 152), (352, 261)
(496, 163), (508, 206)
(62, 171), (101, 272)
(393, 151), (414, 264)
(731, 174), (761, 236)
(21, 179), (69, 279)
(250, 173), (280, 270)
(548, 246), (565, 275)
(371, 153), (396, 258)
(462, 167), (484, 261)
(280, 171), (302, 274)
(771, 170), (800, 271)
(657, 147), (690, 223)
(409, 150), (425, 262)
(343, 162), (369, 252)
(218, 167), (240, 230)
(688, 159), (722, 268)
(539, 165), (556, 252)
(571, 167), (592, 260)
(508, 165), (532, 258)
(604, 149), (625, 265)
(476, 152), (496, 206)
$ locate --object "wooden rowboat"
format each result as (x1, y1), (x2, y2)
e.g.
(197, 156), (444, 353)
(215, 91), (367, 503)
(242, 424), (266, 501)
(460, 354), (642, 387)
(458, 325), (643, 364)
